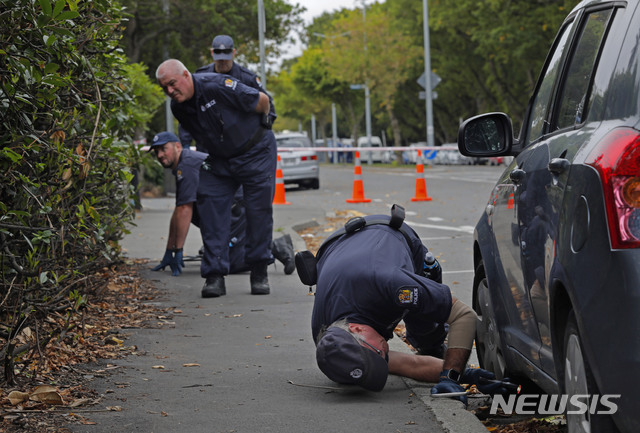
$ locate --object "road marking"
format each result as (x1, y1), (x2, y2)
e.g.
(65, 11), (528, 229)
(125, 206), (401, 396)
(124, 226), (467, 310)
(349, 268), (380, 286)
(406, 220), (475, 234)
(420, 236), (467, 241)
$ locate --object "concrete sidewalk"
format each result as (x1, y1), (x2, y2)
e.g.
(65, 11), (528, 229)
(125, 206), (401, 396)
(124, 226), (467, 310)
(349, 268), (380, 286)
(68, 198), (486, 433)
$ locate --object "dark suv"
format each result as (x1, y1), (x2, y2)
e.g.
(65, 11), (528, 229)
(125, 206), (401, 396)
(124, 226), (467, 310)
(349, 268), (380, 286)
(457, 2), (640, 432)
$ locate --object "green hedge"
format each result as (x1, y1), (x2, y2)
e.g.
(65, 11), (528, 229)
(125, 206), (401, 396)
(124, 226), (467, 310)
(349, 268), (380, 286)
(0, 0), (160, 383)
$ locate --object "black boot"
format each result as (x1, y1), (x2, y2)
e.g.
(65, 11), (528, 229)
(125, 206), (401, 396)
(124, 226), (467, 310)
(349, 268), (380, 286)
(271, 234), (295, 275)
(250, 263), (270, 295)
(202, 275), (226, 298)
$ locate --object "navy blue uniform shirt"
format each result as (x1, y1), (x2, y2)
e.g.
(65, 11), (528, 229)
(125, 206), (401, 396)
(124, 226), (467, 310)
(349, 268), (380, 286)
(173, 148), (207, 207)
(195, 62), (276, 121)
(311, 221), (452, 343)
(171, 73), (263, 158)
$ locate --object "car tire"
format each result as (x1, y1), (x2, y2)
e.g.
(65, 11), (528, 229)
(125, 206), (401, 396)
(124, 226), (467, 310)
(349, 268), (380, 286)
(563, 310), (618, 433)
(309, 178), (320, 190)
(473, 259), (508, 379)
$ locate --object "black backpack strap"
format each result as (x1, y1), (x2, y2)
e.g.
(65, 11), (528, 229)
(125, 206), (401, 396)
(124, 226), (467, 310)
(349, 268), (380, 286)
(389, 203), (405, 229)
(295, 204), (420, 289)
(316, 204), (413, 260)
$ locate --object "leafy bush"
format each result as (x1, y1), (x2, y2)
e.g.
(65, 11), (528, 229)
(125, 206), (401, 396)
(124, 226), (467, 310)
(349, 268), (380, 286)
(0, 0), (161, 383)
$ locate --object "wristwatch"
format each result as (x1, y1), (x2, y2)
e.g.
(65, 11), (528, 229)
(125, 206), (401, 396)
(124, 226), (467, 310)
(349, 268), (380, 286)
(442, 369), (461, 383)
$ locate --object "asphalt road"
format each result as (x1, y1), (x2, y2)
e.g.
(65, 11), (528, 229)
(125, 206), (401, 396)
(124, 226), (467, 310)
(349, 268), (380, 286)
(68, 163), (504, 433)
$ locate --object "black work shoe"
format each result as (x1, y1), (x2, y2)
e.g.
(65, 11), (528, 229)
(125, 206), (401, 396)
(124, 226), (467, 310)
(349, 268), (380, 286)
(202, 275), (226, 298)
(271, 234), (295, 275)
(250, 264), (270, 295)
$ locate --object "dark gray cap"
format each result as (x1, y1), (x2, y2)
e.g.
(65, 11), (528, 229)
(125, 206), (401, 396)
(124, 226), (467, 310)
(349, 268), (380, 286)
(211, 35), (234, 60)
(315, 327), (388, 391)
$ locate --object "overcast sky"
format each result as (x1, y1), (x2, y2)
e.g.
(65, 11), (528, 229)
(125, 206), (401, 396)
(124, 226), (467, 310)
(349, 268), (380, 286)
(281, 0), (365, 60)
(297, 0), (360, 23)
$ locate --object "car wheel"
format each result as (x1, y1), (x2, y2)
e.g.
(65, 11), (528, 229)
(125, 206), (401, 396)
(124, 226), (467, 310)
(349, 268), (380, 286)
(309, 178), (320, 190)
(473, 259), (508, 378)
(563, 311), (618, 433)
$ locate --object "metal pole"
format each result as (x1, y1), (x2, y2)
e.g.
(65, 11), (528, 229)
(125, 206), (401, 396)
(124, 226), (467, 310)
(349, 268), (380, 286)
(257, 0), (267, 90)
(423, 0), (434, 146)
(364, 83), (372, 165)
(332, 103), (338, 164)
(361, 1), (372, 165)
(162, 0), (173, 134)
(161, 0), (175, 194)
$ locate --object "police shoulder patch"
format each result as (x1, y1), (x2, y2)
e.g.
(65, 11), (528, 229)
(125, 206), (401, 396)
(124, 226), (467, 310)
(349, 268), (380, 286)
(224, 78), (237, 90)
(396, 286), (419, 306)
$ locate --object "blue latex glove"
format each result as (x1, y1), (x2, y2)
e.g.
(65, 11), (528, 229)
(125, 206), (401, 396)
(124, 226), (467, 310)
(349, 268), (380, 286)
(461, 367), (495, 384)
(431, 378), (467, 405)
(462, 368), (515, 395)
(152, 249), (175, 272)
(172, 249), (184, 276)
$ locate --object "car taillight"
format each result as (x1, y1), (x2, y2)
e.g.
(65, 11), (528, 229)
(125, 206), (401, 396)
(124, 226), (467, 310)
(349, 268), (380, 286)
(301, 155), (318, 161)
(586, 128), (640, 249)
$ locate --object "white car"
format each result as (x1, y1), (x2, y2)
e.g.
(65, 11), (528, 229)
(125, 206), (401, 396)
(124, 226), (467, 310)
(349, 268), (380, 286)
(432, 144), (474, 165)
(274, 132), (320, 189)
(356, 136), (390, 163)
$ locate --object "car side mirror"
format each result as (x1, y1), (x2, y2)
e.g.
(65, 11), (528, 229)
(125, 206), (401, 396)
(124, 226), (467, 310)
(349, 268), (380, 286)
(457, 112), (514, 157)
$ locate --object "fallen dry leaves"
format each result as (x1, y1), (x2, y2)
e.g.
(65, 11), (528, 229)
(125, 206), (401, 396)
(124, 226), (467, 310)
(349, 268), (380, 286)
(0, 259), (168, 432)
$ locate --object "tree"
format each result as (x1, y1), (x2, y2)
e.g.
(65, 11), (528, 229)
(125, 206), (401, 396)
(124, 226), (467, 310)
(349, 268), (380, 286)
(121, 0), (305, 71)
(428, 0), (580, 135)
(278, 0), (581, 146)
(0, 0), (162, 383)
(270, 8), (366, 140)
(322, 4), (422, 148)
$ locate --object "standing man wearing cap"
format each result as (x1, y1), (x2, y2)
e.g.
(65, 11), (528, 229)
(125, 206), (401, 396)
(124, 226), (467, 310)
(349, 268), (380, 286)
(148, 131), (295, 281)
(156, 59), (277, 298)
(179, 34), (276, 150)
(308, 209), (510, 401)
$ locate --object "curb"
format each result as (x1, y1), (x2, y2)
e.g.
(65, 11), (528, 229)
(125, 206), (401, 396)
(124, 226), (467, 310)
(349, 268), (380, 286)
(389, 338), (488, 433)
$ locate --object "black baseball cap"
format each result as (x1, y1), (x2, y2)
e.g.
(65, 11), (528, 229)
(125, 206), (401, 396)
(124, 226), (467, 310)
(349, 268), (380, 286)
(316, 327), (388, 392)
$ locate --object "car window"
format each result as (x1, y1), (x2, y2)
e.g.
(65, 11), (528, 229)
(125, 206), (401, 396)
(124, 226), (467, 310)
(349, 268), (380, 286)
(276, 138), (308, 148)
(556, 9), (613, 128)
(590, 4), (639, 121)
(525, 20), (576, 144)
(526, 23), (573, 143)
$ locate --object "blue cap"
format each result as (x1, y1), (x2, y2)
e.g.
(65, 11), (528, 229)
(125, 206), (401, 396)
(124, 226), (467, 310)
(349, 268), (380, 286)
(149, 131), (180, 151)
(211, 35), (234, 60)
(316, 327), (388, 391)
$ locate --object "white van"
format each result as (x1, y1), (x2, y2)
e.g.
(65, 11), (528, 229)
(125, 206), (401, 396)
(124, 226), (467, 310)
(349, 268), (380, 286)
(356, 136), (389, 163)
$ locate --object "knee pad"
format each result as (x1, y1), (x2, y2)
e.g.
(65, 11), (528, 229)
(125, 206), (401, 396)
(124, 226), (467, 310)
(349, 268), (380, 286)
(446, 300), (477, 350)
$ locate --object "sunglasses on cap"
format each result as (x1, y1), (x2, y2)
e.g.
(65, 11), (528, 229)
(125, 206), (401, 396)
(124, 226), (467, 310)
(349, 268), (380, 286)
(358, 337), (389, 362)
(213, 48), (233, 54)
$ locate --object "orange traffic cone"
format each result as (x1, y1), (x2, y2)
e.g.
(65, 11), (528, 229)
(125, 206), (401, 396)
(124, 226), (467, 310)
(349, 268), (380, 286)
(411, 150), (432, 201)
(346, 151), (371, 203)
(273, 154), (291, 205)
